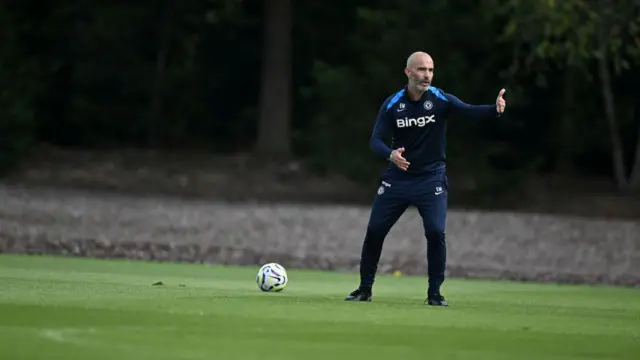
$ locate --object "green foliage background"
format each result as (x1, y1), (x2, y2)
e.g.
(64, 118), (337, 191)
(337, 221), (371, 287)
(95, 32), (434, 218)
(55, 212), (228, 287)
(1, 0), (638, 193)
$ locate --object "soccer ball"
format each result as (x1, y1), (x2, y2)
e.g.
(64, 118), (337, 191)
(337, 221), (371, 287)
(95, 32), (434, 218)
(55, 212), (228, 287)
(256, 263), (288, 292)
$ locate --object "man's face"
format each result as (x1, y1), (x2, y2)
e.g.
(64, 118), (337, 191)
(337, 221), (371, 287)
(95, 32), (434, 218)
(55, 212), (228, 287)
(405, 56), (434, 92)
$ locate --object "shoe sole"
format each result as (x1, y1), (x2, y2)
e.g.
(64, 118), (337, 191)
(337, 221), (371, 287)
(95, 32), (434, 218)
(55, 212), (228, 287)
(426, 302), (448, 306)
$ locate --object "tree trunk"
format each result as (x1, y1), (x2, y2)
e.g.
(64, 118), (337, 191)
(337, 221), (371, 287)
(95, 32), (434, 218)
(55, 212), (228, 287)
(627, 104), (640, 189)
(256, 0), (292, 156)
(597, 30), (628, 190)
(147, 0), (172, 147)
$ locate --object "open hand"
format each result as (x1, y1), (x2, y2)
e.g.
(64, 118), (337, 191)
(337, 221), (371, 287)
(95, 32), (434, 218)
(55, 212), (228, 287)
(391, 147), (410, 171)
(496, 88), (507, 114)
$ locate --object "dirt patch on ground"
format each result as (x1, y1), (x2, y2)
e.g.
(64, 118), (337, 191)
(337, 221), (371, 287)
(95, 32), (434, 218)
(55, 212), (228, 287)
(1, 184), (638, 286)
(5, 147), (640, 219)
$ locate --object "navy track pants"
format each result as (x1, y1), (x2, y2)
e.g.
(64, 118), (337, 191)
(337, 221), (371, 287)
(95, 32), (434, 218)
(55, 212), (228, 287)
(358, 170), (448, 295)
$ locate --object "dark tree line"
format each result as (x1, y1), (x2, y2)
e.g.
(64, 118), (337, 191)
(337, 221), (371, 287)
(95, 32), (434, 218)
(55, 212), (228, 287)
(1, 0), (639, 193)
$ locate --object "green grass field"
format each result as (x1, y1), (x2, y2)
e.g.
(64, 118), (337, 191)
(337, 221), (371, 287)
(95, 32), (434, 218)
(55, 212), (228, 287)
(1, 254), (638, 360)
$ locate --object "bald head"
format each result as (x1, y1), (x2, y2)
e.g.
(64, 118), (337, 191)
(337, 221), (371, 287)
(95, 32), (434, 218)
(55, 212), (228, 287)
(406, 51), (433, 68)
(405, 51), (435, 97)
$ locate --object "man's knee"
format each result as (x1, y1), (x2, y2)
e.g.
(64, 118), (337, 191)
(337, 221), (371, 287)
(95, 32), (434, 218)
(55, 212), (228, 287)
(366, 202), (406, 237)
(366, 220), (392, 239)
(424, 226), (445, 244)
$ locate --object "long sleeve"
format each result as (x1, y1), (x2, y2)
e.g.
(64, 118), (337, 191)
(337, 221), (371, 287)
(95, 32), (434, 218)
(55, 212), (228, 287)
(369, 102), (395, 159)
(444, 92), (500, 120)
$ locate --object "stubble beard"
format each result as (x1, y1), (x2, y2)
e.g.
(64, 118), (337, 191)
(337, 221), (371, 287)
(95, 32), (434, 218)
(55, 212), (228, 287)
(412, 79), (429, 92)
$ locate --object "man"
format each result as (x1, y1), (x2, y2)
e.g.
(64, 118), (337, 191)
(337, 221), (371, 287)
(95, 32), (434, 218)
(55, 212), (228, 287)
(345, 51), (507, 306)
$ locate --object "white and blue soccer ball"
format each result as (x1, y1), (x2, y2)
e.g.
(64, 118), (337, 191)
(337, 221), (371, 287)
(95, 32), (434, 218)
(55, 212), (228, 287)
(256, 263), (288, 292)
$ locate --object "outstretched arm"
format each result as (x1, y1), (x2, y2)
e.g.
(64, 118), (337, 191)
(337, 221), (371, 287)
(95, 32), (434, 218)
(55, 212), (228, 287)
(369, 103), (395, 159)
(445, 88), (507, 120)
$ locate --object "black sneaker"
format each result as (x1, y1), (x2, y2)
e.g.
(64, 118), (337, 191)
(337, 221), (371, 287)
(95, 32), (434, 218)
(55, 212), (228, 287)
(425, 293), (448, 306)
(344, 288), (372, 302)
